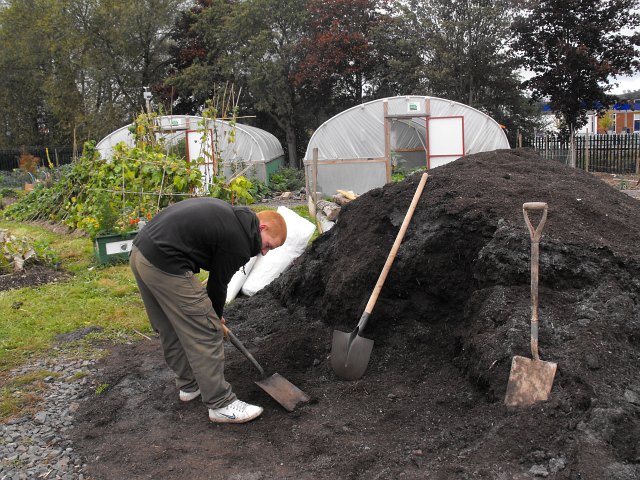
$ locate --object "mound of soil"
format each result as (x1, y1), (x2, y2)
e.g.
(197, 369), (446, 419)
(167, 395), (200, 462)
(71, 149), (640, 479)
(0, 264), (71, 292)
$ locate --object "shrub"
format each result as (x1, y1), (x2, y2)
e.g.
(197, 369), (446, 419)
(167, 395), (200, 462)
(269, 167), (305, 192)
(4, 138), (203, 239)
(0, 229), (59, 273)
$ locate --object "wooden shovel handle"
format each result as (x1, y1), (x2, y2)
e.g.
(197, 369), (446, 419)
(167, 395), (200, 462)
(221, 323), (265, 376)
(523, 202), (548, 243)
(357, 173), (429, 331)
(523, 202), (548, 361)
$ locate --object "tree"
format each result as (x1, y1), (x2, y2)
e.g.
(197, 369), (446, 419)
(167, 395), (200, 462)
(400, 0), (541, 142)
(202, 0), (306, 167)
(166, 0), (311, 167)
(161, 0), (234, 114)
(294, 0), (384, 105)
(292, 0), (422, 118)
(0, 0), (184, 147)
(0, 0), (79, 146)
(512, 0), (640, 134)
(70, 0), (182, 118)
(405, 1), (526, 120)
(365, 7), (424, 99)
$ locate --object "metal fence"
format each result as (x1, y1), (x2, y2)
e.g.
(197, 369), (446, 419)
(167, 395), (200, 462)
(522, 133), (640, 174)
(0, 146), (79, 171)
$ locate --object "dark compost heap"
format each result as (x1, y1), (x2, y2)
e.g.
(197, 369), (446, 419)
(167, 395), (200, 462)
(72, 148), (640, 480)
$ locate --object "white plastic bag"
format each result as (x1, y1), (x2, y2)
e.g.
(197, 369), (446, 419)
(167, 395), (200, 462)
(225, 256), (257, 303)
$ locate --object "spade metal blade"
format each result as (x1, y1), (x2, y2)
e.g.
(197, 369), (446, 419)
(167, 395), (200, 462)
(255, 373), (310, 412)
(330, 329), (374, 381)
(504, 355), (557, 407)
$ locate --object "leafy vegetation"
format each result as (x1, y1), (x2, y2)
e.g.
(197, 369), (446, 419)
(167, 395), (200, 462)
(3, 138), (202, 239)
(512, 0), (640, 133)
(391, 165), (426, 183)
(0, 229), (59, 273)
(208, 175), (255, 205)
(0, 187), (19, 198)
(268, 167), (306, 193)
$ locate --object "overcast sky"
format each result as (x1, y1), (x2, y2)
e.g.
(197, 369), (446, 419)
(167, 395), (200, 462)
(610, 72), (640, 94)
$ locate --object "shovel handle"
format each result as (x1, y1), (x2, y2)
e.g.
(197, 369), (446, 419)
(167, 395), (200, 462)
(523, 202), (548, 361)
(357, 173), (429, 331)
(221, 323), (265, 376)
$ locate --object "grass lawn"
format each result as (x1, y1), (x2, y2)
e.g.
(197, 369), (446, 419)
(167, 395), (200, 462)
(0, 219), (153, 418)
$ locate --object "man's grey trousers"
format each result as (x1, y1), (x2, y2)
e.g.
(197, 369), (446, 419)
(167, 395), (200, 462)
(130, 246), (236, 409)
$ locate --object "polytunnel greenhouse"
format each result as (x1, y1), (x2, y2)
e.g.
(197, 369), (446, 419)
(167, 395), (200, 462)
(303, 96), (510, 196)
(96, 115), (285, 187)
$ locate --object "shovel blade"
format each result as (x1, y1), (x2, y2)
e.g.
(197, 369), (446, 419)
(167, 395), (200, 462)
(255, 373), (310, 412)
(331, 329), (374, 381)
(504, 356), (557, 407)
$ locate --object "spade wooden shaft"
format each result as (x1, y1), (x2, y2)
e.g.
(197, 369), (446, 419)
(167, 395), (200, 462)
(522, 202), (548, 361)
(356, 172), (429, 332)
(221, 323), (265, 376)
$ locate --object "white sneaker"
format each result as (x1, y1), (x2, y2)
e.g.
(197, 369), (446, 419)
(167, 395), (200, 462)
(179, 388), (201, 402)
(208, 400), (263, 424)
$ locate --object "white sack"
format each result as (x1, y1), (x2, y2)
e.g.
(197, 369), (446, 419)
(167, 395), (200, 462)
(241, 206), (316, 296)
(225, 256), (257, 303)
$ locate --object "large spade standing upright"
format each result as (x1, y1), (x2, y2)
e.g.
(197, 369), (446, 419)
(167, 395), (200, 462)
(504, 202), (558, 407)
(331, 173), (429, 381)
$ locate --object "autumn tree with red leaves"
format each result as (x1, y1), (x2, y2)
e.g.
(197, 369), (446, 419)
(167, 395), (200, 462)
(294, 0), (386, 104)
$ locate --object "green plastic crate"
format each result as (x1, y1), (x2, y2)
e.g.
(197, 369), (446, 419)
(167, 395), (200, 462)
(94, 232), (137, 265)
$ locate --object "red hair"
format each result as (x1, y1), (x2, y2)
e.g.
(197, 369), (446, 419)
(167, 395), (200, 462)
(256, 210), (287, 246)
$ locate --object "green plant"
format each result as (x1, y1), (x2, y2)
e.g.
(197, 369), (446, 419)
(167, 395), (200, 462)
(0, 229), (59, 273)
(0, 169), (33, 189)
(71, 371), (89, 380)
(4, 116), (204, 237)
(391, 165), (426, 183)
(208, 175), (254, 205)
(95, 383), (110, 395)
(0, 187), (17, 198)
(269, 167), (305, 192)
(248, 179), (272, 201)
(391, 169), (406, 182)
(86, 192), (119, 238)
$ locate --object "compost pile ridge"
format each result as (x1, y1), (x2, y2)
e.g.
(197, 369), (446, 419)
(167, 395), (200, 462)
(72, 148), (640, 479)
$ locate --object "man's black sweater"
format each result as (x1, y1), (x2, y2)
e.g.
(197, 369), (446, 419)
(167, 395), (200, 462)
(133, 198), (261, 317)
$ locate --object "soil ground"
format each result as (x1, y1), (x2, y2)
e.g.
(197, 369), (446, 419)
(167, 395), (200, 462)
(5, 149), (640, 479)
(0, 263), (71, 291)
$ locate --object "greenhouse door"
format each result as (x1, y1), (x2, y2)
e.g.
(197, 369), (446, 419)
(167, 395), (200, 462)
(426, 116), (464, 169)
(185, 129), (216, 188)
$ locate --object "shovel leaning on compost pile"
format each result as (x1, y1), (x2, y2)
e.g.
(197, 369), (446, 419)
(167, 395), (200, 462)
(331, 173), (429, 381)
(504, 202), (557, 407)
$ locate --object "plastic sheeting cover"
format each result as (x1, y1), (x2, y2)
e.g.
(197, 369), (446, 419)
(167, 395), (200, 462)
(96, 115), (283, 164)
(304, 96), (509, 162)
(303, 96), (509, 196)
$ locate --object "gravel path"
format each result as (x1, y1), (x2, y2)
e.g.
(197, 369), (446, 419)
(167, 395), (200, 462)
(1, 357), (97, 480)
